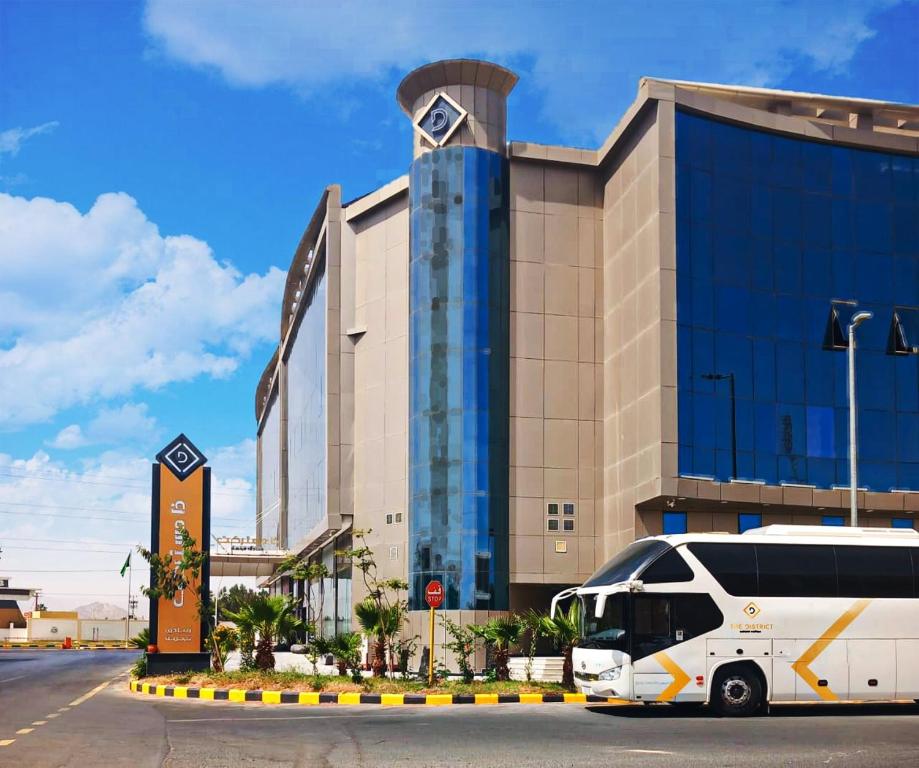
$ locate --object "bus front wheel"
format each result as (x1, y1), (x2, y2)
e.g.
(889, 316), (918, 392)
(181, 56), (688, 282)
(710, 665), (764, 717)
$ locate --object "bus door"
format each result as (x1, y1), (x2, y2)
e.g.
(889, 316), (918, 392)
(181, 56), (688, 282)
(631, 594), (716, 702)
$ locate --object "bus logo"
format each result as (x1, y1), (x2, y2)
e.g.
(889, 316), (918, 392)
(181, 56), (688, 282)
(743, 602), (761, 619)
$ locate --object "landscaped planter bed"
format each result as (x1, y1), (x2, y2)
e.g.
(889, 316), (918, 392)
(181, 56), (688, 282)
(136, 670), (568, 696)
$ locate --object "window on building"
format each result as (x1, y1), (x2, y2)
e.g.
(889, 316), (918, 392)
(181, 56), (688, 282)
(563, 503), (575, 515)
(395, 512), (403, 523)
(547, 503), (559, 515)
(738, 512), (762, 533)
(892, 517), (914, 529)
(563, 519), (575, 532)
(663, 511), (688, 535)
(547, 518), (559, 532)
(822, 515), (845, 527)
(386, 513), (393, 525)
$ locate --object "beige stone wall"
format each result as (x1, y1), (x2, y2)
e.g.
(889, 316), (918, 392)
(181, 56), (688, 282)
(349, 193), (410, 593)
(508, 158), (603, 588)
(600, 101), (677, 565)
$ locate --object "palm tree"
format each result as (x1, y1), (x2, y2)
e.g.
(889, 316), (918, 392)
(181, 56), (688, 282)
(539, 601), (582, 690)
(330, 632), (363, 677)
(224, 595), (304, 670)
(354, 598), (401, 677)
(474, 616), (525, 681)
(520, 609), (547, 682)
(129, 626), (150, 649)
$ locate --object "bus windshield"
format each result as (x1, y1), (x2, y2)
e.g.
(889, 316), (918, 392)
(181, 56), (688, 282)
(579, 593), (628, 650)
(582, 539), (671, 588)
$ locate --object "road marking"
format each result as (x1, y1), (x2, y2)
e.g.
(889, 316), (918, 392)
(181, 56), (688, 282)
(627, 749), (675, 755)
(0, 740), (14, 747)
(15, 728), (33, 735)
(31, 721), (46, 726)
(57, 707), (70, 713)
(69, 678), (111, 707)
(46, 714), (59, 719)
(0, 675), (27, 683)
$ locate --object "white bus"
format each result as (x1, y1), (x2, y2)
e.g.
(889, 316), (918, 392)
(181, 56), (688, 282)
(561, 525), (919, 716)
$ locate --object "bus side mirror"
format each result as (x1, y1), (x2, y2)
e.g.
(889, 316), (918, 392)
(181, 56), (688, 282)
(595, 593), (606, 618)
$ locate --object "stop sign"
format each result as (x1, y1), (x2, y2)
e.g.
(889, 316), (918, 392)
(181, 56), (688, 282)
(425, 580), (444, 609)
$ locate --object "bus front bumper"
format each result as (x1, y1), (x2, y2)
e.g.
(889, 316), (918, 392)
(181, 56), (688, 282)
(574, 676), (621, 699)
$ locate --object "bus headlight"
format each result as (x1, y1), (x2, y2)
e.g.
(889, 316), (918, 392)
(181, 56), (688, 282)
(598, 666), (621, 681)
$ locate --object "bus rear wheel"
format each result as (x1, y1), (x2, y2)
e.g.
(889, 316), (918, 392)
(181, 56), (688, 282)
(711, 666), (764, 717)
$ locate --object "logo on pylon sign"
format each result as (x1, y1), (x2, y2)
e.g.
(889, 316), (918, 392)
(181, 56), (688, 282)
(156, 434), (206, 481)
(414, 92), (467, 148)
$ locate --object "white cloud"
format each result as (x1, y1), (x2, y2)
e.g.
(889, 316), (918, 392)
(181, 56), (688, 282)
(0, 121), (59, 158)
(0, 191), (285, 428)
(49, 403), (160, 450)
(49, 424), (87, 450)
(0, 441), (256, 611)
(143, 0), (899, 141)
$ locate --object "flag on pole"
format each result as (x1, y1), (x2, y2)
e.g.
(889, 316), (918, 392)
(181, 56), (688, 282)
(120, 552), (131, 577)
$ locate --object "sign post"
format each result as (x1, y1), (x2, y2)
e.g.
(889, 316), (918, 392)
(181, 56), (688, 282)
(424, 580), (444, 686)
(147, 434), (211, 675)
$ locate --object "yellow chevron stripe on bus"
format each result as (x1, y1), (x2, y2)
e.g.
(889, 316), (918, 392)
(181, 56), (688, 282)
(792, 598), (871, 701)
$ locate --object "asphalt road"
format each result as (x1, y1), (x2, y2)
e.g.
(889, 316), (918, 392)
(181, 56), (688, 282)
(4, 650), (919, 767)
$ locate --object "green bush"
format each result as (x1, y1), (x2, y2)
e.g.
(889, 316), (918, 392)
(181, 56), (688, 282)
(131, 653), (148, 678)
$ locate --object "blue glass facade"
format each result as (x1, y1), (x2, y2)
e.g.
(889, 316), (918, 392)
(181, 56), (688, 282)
(286, 260), (327, 549)
(676, 111), (919, 492)
(408, 146), (510, 610)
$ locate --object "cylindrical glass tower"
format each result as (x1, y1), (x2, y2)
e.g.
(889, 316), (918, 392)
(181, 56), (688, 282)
(398, 60), (517, 610)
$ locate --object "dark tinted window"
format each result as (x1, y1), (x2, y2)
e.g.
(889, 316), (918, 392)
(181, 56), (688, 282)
(756, 544), (837, 597)
(583, 539), (671, 588)
(672, 594), (724, 640)
(640, 548), (695, 584)
(632, 595), (671, 661)
(688, 543), (757, 595)
(913, 549), (919, 597)
(630, 594), (724, 661)
(836, 546), (914, 598)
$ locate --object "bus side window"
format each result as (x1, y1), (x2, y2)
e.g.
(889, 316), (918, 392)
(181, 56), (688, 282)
(687, 543), (757, 595)
(836, 546), (913, 598)
(671, 594), (724, 641)
(641, 548), (695, 584)
(757, 544), (837, 597)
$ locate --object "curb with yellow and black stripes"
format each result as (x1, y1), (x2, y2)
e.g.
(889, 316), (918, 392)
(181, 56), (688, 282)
(1, 642), (133, 650)
(129, 680), (627, 707)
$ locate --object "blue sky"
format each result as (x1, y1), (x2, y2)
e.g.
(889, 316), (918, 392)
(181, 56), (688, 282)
(0, 0), (917, 609)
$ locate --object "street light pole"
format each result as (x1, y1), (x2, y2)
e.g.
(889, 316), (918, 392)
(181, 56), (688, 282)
(848, 311), (873, 528)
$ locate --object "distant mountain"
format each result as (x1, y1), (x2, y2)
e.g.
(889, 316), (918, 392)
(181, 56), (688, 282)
(75, 602), (127, 620)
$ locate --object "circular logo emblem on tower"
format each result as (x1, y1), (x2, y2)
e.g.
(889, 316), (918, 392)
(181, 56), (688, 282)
(414, 92), (468, 148)
(156, 433), (207, 481)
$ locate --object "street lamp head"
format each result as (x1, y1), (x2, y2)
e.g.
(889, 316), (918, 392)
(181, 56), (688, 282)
(850, 311), (873, 330)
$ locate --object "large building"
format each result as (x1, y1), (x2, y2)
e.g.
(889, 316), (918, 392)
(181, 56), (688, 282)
(255, 59), (919, 637)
